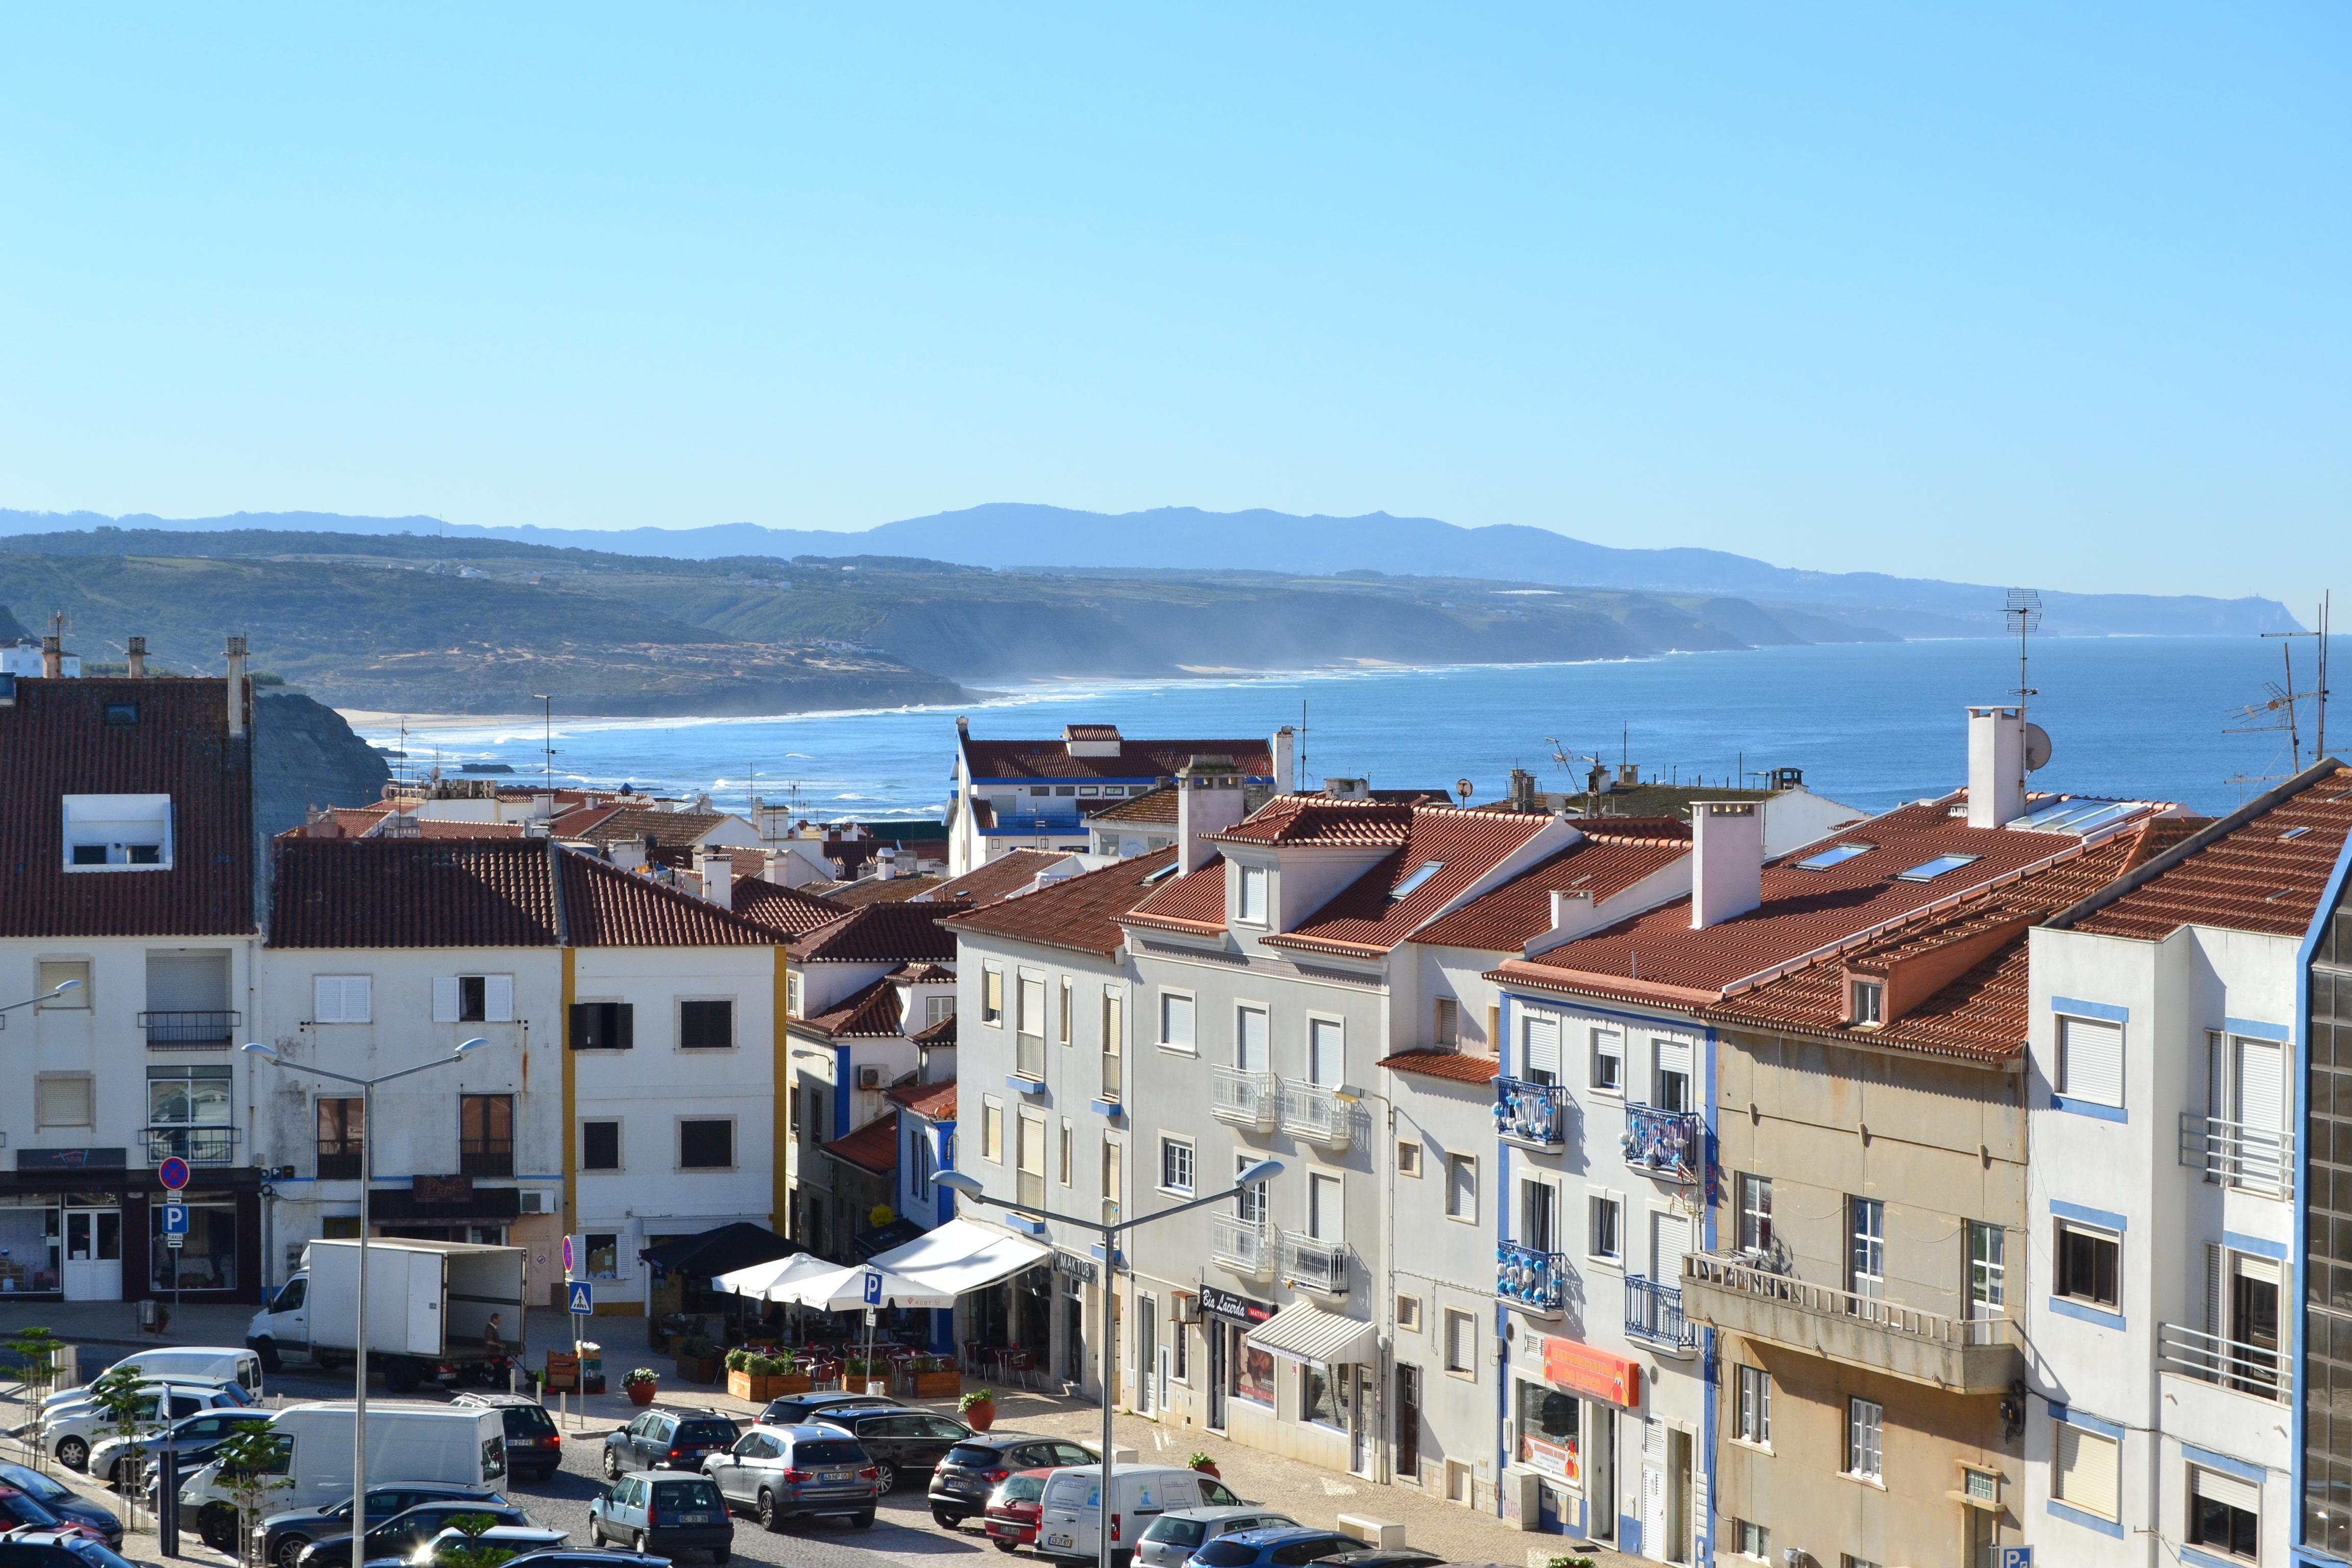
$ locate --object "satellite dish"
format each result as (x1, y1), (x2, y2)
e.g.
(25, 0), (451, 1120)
(2023, 723), (2053, 773)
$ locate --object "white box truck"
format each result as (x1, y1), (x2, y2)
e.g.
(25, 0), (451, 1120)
(247, 1240), (526, 1391)
(176, 1400), (508, 1551)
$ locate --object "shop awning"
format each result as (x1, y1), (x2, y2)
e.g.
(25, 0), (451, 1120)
(714, 1252), (838, 1302)
(870, 1217), (1051, 1295)
(772, 1261), (956, 1312)
(1245, 1302), (1378, 1366)
(640, 1222), (801, 1279)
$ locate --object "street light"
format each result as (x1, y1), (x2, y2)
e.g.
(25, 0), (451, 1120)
(0, 977), (82, 1024)
(243, 1038), (484, 1559)
(937, 1157), (1282, 1568)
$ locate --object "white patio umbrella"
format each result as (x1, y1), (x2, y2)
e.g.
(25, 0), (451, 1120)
(713, 1251), (835, 1301)
(773, 1261), (956, 1312)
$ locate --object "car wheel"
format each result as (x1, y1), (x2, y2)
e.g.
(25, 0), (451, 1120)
(933, 1511), (964, 1529)
(277, 1534), (312, 1568)
(106, 1459), (126, 1486)
(604, 1449), (623, 1481)
(872, 1461), (898, 1493)
(757, 1490), (780, 1534)
(852, 1511), (875, 1530)
(993, 1540), (1019, 1554)
(56, 1437), (88, 1471)
(712, 1552), (729, 1565)
(197, 1507), (238, 1554)
(633, 1532), (650, 1555)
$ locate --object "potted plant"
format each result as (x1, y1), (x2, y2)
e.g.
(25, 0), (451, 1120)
(622, 1367), (660, 1406)
(1186, 1452), (1220, 1480)
(960, 1387), (997, 1433)
(725, 1348), (761, 1401)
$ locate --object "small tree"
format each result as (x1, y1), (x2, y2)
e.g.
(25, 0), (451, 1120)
(4, 1327), (64, 1407)
(210, 1422), (292, 1568)
(85, 1364), (152, 1519)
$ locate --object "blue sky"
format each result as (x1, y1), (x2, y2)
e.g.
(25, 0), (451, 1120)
(1, 7), (2342, 603)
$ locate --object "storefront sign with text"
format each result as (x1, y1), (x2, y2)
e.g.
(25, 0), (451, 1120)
(1541, 1335), (1639, 1407)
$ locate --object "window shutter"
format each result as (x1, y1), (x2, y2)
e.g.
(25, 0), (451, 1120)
(2235, 1037), (2283, 1130)
(1523, 1015), (1561, 1081)
(348, 975), (371, 1022)
(2193, 1464), (2260, 1515)
(2054, 1423), (2119, 1516)
(1309, 1018), (1344, 1086)
(615, 1004), (634, 1051)
(484, 975), (514, 1025)
(314, 976), (339, 1023)
(2059, 1017), (2124, 1106)
(433, 976), (462, 1024)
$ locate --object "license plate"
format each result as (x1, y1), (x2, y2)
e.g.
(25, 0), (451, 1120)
(677, 1514), (714, 1525)
(824, 1471), (850, 1483)
(1047, 1534), (1074, 1549)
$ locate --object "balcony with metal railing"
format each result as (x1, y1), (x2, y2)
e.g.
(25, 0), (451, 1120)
(1280, 1232), (1349, 1297)
(1497, 1242), (1570, 1317)
(1621, 1103), (1703, 1182)
(2178, 1114), (2293, 1198)
(1279, 1080), (1353, 1150)
(459, 1139), (514, 1179)
(144, 1124), (239, 1167)
(1210, 1213), (1276, 1279)
(1211, 1068), (1280, 1132)
(1624, 1276), (1695, 1355)
(1494, 1077), (1568, 1150)
(139, 1011), (240, 1049)
(1680, 1253), (2021, 1391)
(2158, 1321), (2287, 1403)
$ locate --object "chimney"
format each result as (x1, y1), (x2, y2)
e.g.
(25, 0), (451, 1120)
(40, 637), (61, 679)
(1324, 777), (1370, 801)
(1271, 726), (1297, 793)
(1177, 755), (1248, 873)
(695, 849), (733, 911)
(1690, 800), (1763, 929)
(1509, 768), (1538, 813)
(225, 635), (249, 738)
(874, 847), (897, 881)
(1966, 706), (2025, 828)
(126, 637), (147, 679)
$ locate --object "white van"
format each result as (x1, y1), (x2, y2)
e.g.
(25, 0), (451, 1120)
(41, 1346), (263, 1410)
(177, 1401), (508, 1548)
(1035, 1466), (1244, 1565)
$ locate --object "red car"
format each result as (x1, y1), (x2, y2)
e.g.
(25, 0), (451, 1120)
(0, 1489), (110, 1543)
(982, 1469), (1056, 1553)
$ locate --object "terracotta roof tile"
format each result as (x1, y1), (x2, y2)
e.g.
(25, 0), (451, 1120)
(912, 1011), (958, 1046)
(798, 974), (906, 1039)
(1092, 788), (1178, 827)
(559, 853), (781, 947)
(1257, 808), (1559, 955)
(887, 1079), (958, 1119)
(925, 849), (1074, 906)
(730, 878), (850, 939)
(2064, 765), (2352, 940)
(566, 806), (733, 849)
(1412, 825), (1692, 951)
(893, 962), (956, 982)
(789, 900), (959, 965)
(962, 734), (1273, 783)
(1212, 797), (1415, 847)
(950, 848), (1181, 955)
(1123, 854), (1227, 934)
(823, 1111), (899, 1175)
(1379, 1049), (1499, 1083)
(817, 874), (946, 906)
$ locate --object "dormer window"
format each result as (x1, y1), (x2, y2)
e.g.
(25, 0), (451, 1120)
(62, 794), (173, 872)
(1850, 979), (1884, 1027)
(1237, 865), (1269, 924)
(1390, 860), (1446, 902)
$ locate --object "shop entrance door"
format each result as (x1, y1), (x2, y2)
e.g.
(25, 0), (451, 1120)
(63, 1208), (121, 1301)
(1137, 1295), (1158, 1415)
(1394, 1365), (1420, 1483)
(1351, 1365), (1375, 1475)
(1207, 1322), (1228, 1430)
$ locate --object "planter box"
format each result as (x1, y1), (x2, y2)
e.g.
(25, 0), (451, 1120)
(726, 1370), (772, 1401)
(677, 1356), (721, 1385)
(910, 1370), (963, 1399)
(771, 1374), (813, 1395)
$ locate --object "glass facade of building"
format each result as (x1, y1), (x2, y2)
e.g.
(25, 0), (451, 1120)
(2303, 879), (2352, 1554)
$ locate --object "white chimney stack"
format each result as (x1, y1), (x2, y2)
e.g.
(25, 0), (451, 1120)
(1271, 726), (1297, 793)
(224, 635), (248, 739)
(126, 637), (147, 679)
(1690, 800), (1763, 929)
(874, 847), (897, 881)
(1177, 756), (1248, 873)
(695, 848), (733, 911)
(1966, 706), (2026, 828)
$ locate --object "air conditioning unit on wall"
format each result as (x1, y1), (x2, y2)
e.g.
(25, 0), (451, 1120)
(856, 1066), (884, 1090)
(517, 1190), (553, 1215)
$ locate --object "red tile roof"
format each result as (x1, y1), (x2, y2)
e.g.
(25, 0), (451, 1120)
(950, 848), (1181, 955)
(565, 806), (734, 849)
(1092, 788), (1179, 827)
(411, 818), (527, 840)
(2059, 764), (2352, 941)
(1378, 1048), (1499, 1083)
(894, 962), (956, 982)
(823, 1112), (899, 1176)
(1212, 797), (1414, 847)
(730, 878), (851, 939)
(962, 733), (1273, 782)
(797, 975), (906, 1039)
(559, 853), (781, 947)
(550, 803), (625, 838)
(912, 1011), (958, 1046)
(815, 874), (947, 906)
(887, 1079), (959, 1119)
(1256, 808), (1559, 957)
(1412, 824), (1692, 951)
(1124, 855), (1229, 934)
(0, 676), (254, 938)
(1490, 796), (2151, 1008)
(789, 900), (959, 965)
(925, 849), (1074, 906)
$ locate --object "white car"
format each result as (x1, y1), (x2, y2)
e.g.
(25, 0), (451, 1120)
(40, 1384), (247, 1471)
(40, 1374), (250, 1422)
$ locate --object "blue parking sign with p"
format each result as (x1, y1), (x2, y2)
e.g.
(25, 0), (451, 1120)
(567, 1280), (593, 1315)
(863, 1270), (883, 1306)
(1999, 1549), (2031, 1568)
(161, 1204), (189, 1236)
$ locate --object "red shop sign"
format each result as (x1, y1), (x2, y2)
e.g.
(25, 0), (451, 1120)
(1541, 1335), (1640, 1408)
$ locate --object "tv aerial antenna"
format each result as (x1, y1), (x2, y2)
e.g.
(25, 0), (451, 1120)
(2004, 589), (2053, 785)
(1548, 736), (1604, 813)
(2228, 592), (2334, 787)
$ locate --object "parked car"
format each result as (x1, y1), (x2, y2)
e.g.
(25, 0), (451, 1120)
(0, 1528), (144, 1568)
(0, 1465), (122, 1548)
(586, 1471), (733, 1561)
(496, 1551), (665, 1568)
(0, 1488), (107, 1543)
(255, 1483), (509, 1568)
(37, 1348), (264, 1411)
(88, 1407), (264, 1485)
(981, 1471), (1054, 1553)
(1034, 1466), (1245, 1565)
(40, 1385), (249, 1471)
(807, 1406), (972, 1492)
(600, 1409), (740, 1480)
(931, 1434), (1101, 1527)
(700, 1424), (877, 1531)
(1134, 1508), (1301, 1568)
(40, 1374), (254, 1424)
(292, 1501), (536, 1568)
(1320, 1552), (1444, 1568)
(452, 1394), (562, 1483)
(1185, 1526), (1365, 1568)
(755, 1391), (894, 1427)
(413, 1526), (570, 1565)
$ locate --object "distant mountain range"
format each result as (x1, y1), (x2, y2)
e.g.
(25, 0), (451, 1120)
(0, 503), (2296, 638)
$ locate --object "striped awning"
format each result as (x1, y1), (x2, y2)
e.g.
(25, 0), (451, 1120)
(1244, 1302), (1377, 1366)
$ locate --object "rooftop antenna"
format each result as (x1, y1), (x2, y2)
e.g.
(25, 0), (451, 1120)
(2005, 588), (2042, 806)
(534, 695), (555, 800)
(2226, 597), (2333, 796)
(1297, 701), (1309, 793)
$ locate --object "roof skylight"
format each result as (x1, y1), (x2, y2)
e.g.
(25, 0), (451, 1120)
(1896, 852), (1983, 883)
(1390, 860), (1446, 901)
(1794, 843), (1874, 871)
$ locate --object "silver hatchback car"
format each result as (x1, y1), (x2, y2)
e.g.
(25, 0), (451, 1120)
(701, 1424), (879, 1531)
(1135, 1507), (1300, 1568)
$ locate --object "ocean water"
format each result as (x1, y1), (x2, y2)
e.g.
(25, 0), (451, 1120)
(349, 635), (2345, 823)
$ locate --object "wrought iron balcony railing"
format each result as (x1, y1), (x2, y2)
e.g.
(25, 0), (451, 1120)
(1494, 1076), (1568, 1148)
(143, 1124), (238, 1167)
(1210, 1068), (1280, 1131)
(1210, 1213), (1275, 1278)
(1497, 1242), (1570, 1315)
(1280, 1232), (1349, 1296)
(1625, 1275), (1695, 1353)
(138, 1011), (240, 1049)
(1621, 1103), (1703, 1181)
(1278, 1080), (1353, 1149)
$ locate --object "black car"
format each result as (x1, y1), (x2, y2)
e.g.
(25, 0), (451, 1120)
(293, 1502), (535, 1568)
(0, 1466), (120, 1548)
(0, 1530), (140, 1568)
(258, 1484), (507, 1568)
(756, 1391), (895, 1427)
(454, 1394), (564, 1483)
(808, 1406), (974, 1493)
(928, 1434), (1099, 1528)
(602, 1409), (740, 1480)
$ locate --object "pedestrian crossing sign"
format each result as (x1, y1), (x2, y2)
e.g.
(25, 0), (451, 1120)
(567, 1280), (593, 1315)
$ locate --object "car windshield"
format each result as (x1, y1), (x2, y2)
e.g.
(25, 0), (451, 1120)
(1143, 1519), (1205, 1547)
(943, 1444), (1003, 1468)
(503, 1408), (557, 1436)
(60, 1540), (140, 1568)
(674, 1420), (736, 1444)
(1192, 1541), (1265, 1567)
(789, 1440), (864, 1466)
(0, 1493), (61, 1526)
(0, 1467), (68, 1502)
(995, 1476), (1045, 1504)
(651, 1481), (720, 1508)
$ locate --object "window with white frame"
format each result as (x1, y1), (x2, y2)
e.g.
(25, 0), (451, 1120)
(2057, 1014), (2125, 1107)
(1589, 1026), (1623, 1093)
(2055, 1218), (2121, 1310)
(1433, 997), (1458, 1048)
(432, 974), (514, 1024)
(1234, 1154), (1266, 1225)
(1308, 1171), (1342, 1241)
(1849, 1196), (1885, 1300)
(1734, 1364), (1771, 1446)
(981, 965), (1003, 1025)
(981, 1097), (1004, 1163)
(313, 975), (372, 1024)
(1589, 1192), (1622, 1263)
(1017, 970), (1047, 1039)
(1734, 1521), (1769, 1561)
(1967, 1221), (2006, 1318)
(1058, 1117), (1074, 1186)
(1158, 1135), (1194, 1195)
(1160, 990), (1195, 1050)
(1237, 864), (1269, 924)
(1653, 1036), (1692, 1112)
(61, 794), (172, 870)
(1057, 976), (1073, 1045)
(1442, 1309), (1476, 1376)
(1521, 1012), (1561, 1085)
(2053, 1418), (2120, 1519)
(1445, 1153), (1477, 1221)
(926, 993), (955, 1027)
(1235, 1003), (1268, 1072)
(2188, 1463), (2259, 1560)
(1737, 1174), (1773, 1254)
(1846, 1397), (1883, 1480)
(1308, 1017), (1344, 1086)
(1016, 1109), (1048, 1207)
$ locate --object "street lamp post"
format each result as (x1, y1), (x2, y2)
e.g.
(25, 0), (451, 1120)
(937, 1159), (1281, 1568)
(0, 977), (82, 1021)
(243, 1038), (484, 1562)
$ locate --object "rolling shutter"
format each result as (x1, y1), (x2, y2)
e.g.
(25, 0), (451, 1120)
(2059, 1017), (2124, 1106)
(2193, 1464), (2260, 1515)
(2054, 1422), (2119, 1517)
(433, 976), (462, 1024)
(1653, 1036), (1693, 1079)
(2205, 1243), (2224, 1339)
(1522, 1015), (1561, 1083)
(2235, 1037), (2284, 1131)
(484, 975), (514, 1025)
